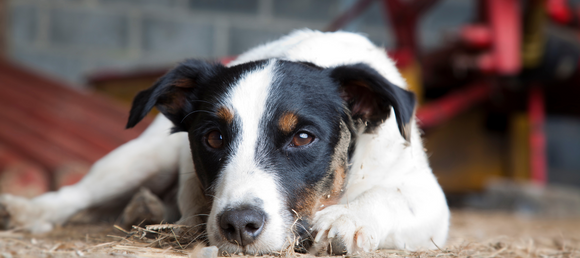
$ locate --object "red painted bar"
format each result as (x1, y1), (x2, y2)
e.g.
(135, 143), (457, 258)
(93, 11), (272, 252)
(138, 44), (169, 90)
(487, 0), (521, 75)
(528, 86), (547, 185)
(416, 82), (490, 129)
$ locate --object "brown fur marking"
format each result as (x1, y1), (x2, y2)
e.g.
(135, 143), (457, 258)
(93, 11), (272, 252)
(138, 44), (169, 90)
(331, 166), (346, 198)
(320, 166), (346, 208)
(294, 165), (347, 219)
(279, 112), (298, 133)
(294, 187), (320, 219)
(216, 106), (234, 124)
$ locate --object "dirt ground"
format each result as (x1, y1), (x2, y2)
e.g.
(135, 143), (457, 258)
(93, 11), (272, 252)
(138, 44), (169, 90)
(0, 210), (578, 258)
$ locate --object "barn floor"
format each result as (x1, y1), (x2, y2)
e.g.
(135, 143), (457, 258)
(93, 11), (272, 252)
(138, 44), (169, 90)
(0, 210), (578, 258)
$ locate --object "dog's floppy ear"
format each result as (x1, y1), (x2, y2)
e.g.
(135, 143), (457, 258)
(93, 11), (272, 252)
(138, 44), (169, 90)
(126, 59), (223, 132)
(330, 63), (416, 141)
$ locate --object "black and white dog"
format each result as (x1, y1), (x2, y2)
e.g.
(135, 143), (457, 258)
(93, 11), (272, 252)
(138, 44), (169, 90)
(0, 30), (449, 254)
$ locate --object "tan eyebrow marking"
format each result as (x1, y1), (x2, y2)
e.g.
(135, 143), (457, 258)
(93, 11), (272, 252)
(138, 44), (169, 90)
(279, 112), (298, 133)
(216, 106), (234, 124)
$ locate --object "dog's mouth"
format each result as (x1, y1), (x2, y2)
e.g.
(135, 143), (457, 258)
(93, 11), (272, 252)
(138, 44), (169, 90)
(214, 229), (313, 255)
(290, 218), (315, 253)
(207, 207), (318, 255)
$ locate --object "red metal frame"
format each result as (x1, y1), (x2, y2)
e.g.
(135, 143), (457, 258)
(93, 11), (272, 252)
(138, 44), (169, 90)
(326, 0), (548, 184)
(528, 86), (547, 185)
(547, 0), (573, 24)
(486, 0), (521, 75)
(415, 82), (490, 129)
(381, 0), (439, 54)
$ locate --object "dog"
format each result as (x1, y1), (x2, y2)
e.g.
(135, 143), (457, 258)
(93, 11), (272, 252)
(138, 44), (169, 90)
(0, 29), (449, 255)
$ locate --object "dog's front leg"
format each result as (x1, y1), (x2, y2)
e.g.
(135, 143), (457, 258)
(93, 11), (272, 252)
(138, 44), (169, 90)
(311, 173), (449, 254)
(0, 115), (185, 233)
(174, 143), (208, 230)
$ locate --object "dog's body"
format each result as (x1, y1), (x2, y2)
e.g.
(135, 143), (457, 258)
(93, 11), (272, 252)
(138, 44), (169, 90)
(0, 30), (449, 254)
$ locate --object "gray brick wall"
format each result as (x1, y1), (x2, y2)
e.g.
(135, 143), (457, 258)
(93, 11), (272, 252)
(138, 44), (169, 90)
(190, 0), (259, 14)
(10, 4), (37, 45)
(272, 0), (340, 22)
(6, 0), (472, 87)
(141, 17), (214, 56)
(229, 27), (284, 55)
(50, 8), (128, 49)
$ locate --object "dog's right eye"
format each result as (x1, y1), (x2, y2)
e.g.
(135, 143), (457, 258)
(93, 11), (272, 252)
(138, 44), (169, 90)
(206, 130), (223, 149)
(290, 132), (314, 147)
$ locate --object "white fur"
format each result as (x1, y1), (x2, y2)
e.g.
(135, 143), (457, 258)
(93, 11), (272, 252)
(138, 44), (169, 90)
(207, 60), (291, 253)
(312, 115), (449, 252)
(0, 29), (449, 254)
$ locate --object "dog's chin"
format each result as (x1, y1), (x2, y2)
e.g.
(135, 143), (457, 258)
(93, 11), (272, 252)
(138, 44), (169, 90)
(204, 219), (290, 255)
(209, 231), (293, 255)
(216, 240), (291, 256)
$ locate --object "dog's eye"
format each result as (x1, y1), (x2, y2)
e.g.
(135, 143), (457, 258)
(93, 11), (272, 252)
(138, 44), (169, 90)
(290, 132), (314, 147)
(206, 130), (223, 149)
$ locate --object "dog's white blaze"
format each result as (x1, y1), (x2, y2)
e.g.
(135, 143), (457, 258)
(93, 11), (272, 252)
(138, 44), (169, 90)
(207, 61), (289, 253)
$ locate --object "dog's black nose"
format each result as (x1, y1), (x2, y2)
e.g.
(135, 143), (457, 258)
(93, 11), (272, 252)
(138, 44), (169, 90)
(219, 208), (265, 247)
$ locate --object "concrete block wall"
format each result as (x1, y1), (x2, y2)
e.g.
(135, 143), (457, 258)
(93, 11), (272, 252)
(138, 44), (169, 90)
(6, 0), (473, 86)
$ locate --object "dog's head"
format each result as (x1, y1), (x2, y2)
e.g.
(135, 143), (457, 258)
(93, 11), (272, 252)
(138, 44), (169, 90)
(127, 59), (415, 254)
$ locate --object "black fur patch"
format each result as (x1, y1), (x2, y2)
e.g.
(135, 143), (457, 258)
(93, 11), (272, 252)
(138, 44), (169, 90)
(330, 63), (416, 140)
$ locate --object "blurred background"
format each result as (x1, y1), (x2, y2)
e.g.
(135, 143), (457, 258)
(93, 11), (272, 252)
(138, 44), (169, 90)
(1, 0), (580, 216)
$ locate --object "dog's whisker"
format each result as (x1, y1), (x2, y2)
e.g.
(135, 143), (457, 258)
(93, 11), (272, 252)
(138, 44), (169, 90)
(180, 110), (213, 124)
(189, 99), (214, 105)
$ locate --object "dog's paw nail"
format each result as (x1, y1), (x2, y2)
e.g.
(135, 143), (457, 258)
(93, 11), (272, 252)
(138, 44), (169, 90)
(354, 227), (377, 253)
(314, 231), (324, 243)
(327, 227), (338, 239)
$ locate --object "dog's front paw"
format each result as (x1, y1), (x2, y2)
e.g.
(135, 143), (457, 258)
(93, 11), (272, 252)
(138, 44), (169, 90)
(0, 194), (53, 233)
(311, 204), (379, 255)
